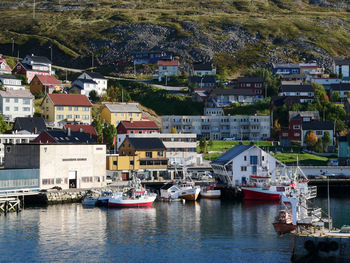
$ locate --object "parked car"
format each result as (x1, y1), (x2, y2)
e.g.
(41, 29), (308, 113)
(223, 137), (236, 141)
(327, 160), (338, 166)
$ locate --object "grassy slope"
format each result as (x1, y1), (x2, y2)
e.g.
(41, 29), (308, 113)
(0, 0), (349, 67)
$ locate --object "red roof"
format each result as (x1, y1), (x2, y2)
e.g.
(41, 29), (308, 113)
(64, 124), (97, 137)
(48, 93), (92, 106)
(121, 120), (159, 130)
(0, 56), (11, 71)
(36, 75), (60, 86)
(158, 60), (179, 66)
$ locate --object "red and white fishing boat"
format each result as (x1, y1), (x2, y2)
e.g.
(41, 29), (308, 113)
(108, 178), (156, 208)
(241, 175), (291, 201)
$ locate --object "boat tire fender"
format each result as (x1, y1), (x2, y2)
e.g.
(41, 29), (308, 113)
(329, 241), (339, 251)
(304, 240), (316, 252)
(317, 241), (329, 252)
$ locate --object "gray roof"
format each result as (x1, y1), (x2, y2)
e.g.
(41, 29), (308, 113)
(280, 85), (314, 93)
(211, 144), (254, 166)
(237, 77), (264, 82)
(210, 88), (255, 96)
(30, 56), (51, 64)
(127, 137), (166, 150)
(13, 117), (46, 134)
(272, 63), (300, 68)
(190, 76), (216, 83)
(302, 121), (333, 131)
(330, 84), (350, 91)
(335, 58), (350, 66)
(105, 103), (141, 113)
(193, 63), (214, 71)
(0, 89), (34, 98)
(289, 111), (320, 121)
(84, 71), (106, 79)
(76, 79), (97, 84)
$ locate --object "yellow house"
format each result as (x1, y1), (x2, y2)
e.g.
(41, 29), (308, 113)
(100, 103), (142, 127)
(41, 93), (92, 124)
(106, 137), (168, 180)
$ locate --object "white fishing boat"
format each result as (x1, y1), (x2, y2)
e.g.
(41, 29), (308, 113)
(82, 194), (98, 206)
(178, 181), (201, 201)
(108, 177), (157, 208)
(160, 183), (181, 199)
(200, 185), (221, 199)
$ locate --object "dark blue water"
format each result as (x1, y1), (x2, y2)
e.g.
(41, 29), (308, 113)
(5, 198), (348, 263)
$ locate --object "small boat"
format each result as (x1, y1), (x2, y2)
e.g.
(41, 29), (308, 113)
(96, 191), (114, 206)
(108, 189), (157, 208)
(82, 194), (98, 206)
(272, 210), (296, 234)
(108, 177), (156, 208)
(160, 182), (181, 199)
(200, 185), (221, 199)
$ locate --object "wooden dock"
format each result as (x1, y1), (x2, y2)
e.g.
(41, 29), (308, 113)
(0, 197), (21, 214)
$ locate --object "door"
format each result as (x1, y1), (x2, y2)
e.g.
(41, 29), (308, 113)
(69, 171), (77, 188)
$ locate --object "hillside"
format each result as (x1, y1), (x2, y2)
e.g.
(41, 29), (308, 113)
(0, 0), (350, 74)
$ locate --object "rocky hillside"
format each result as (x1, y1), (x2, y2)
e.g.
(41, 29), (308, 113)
(0, 0), (350, 74)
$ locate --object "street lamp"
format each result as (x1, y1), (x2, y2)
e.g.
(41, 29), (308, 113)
(49, 46), (53, 63)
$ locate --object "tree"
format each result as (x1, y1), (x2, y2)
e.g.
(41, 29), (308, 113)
(199, 137), (207, 153)
(102, 122), (116, 146)
(208, 139), (214, 150)
(322, 131), (332, 152)
(171, 127), (178, 134)
(331, 91), (340, 102)
(92, 116), (103, 142)
(0, 114), (8, 133)
(89, 90), (99, 103)
(305, 131), (318, 150)
(315, 139), (323, 153)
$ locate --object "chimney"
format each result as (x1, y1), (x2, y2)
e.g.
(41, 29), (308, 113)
(79, 128), (83, 133)
(130, 118), (133, 123)
(34, 127), (38, 134)
(67, 127), (71, 136)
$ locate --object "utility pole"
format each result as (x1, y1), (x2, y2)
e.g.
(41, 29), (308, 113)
(91, 53), (94, 71)
(33, 0), (36, 19)
(122, 88), (124, 103)
(11, 38), (14, 57)
(134, 61), (136, 76)
(49, 46), (53, 63)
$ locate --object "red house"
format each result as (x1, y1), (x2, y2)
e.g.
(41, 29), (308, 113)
(280, 111), (320, 144)
(237, 77), (265, 97)
(116, 120), (159, 135)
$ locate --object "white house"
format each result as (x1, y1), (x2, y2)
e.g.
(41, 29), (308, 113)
(211, 144), (282, 186)
(157, 60), (179, 81)
(0, 90), (34, 120)
(70, 79), (98, 96)
(301, 121), (334, 147)
(193, 63), (216, 76)
(335, 58), (350, 78)
(0, 75), (25, 90)
(311, 78), (341, 90)
(77, 71), (107, 96)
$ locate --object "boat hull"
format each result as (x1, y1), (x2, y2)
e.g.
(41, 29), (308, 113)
(108, 195), (156, 208)
(201, 190), (221, 199)
(179, 188), (200, 201)
(242, 187), (281, 201)
(273, 222), (296, 234)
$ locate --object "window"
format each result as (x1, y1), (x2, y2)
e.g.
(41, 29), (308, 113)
(75, 115), (80, 119)
(83, 107), (89, 111)
(57, 106), (64, 111)
(135, 113), (139, 117)
(23, 107), (30, 111)
(5, 98), (10, 103)
(293, 125), (300, 130)
(252, 166), (257, 174)
(56, 115), (64, 120)
(129, 113), (132, 117)
(158, 151), (164, 157)
(316, 131), (323, 135)
(5, 106), (9, 111)
(130, 160), (134, 165)
(14, 107), (18, 111)
(74, 107), (78, 111)
(46, 107), (48, 111)
(42, 178), (54, 185)
(82, 115), (89, 120)
(56, 178), (62, 184)
(23, 99), (30, 105)
(66, 115), (72, 119)
(262, 156), (265, 161)
(113, 161), (118, 166)
(250, 156), (258, 165)
(121, 113), (124, 117)
(146, 152), (152, 158)
(68, 107), (72, 111)
(241, 166), (247, 171)
(244, 156), (247, 161)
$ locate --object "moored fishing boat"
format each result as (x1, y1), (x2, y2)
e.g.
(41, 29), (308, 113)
(178, 181), (200, 201)
(82, 194), (98, 206)
(200, 185), (221, 199)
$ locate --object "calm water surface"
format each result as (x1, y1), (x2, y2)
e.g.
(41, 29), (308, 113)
(0, 198), (347, 263)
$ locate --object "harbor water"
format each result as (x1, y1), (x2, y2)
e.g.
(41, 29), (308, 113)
(0, 198), (348, 263)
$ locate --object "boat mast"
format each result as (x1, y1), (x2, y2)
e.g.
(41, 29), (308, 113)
(328, 176), (332, 231)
